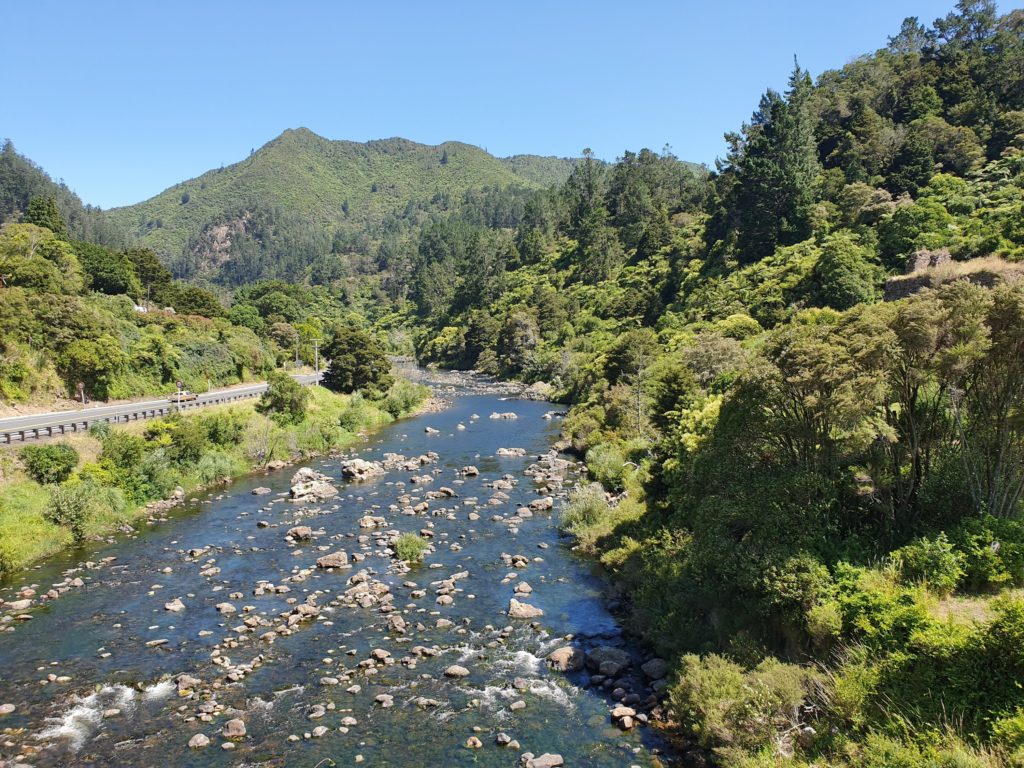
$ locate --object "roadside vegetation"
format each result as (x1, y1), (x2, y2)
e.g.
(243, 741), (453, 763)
(0, 377), (427, 577)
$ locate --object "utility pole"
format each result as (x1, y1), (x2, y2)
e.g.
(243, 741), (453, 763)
(313, 341), (320, 383)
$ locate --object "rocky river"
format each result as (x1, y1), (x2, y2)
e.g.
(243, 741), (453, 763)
(0, 372), (675, 767)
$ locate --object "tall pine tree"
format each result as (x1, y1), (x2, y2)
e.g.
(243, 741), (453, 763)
(24, 195), (68, 239)
(721, 61), (821, 263)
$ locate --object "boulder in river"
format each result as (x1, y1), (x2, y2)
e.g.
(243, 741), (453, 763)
(444, 664), (470, 678)
(188, 733), (210, 749)
(341, 458), (386, 480)
(587, 646), (631, 676)
(508, 598), (544, 619)
(526, 754), (564, 768)
(547, 647), (585, 672)
(316, 551), (350, 569)
(287, 526), (313, 541)
(222, 719), (246, 739)
(641, 658), (669, 680)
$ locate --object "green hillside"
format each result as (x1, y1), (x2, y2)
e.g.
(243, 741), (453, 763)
(106, 128), (575, 283)
(0, 140), (126, 247)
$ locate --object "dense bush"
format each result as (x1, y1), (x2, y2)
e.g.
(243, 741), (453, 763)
(892, 533), (965, 596)
(256, 370), (310, 425)
(394, 532), (429, 563)
(43, 482), (91, 543)
(19, 443), (79, 484)
(668, 654), (816, 756)
(379, 379), (430, 419)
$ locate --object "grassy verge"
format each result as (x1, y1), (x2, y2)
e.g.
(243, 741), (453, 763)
(0, 380), (429, 577)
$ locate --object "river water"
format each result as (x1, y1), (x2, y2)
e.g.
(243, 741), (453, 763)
(0, 374), (673, 767)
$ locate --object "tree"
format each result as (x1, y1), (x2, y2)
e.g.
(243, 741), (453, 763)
(256, 369), (310, 425)
(321, 325), (394, 395)
(74, 241), (142, 297)
(125, 247), (173, 302)
(604, 328), (661, 437)
(59, 334), (126, 399)
(813, 232), (883, 310)
(497, 310), (540, 373)
(24, 196), (67, 239)
(719, 62), (821, 263)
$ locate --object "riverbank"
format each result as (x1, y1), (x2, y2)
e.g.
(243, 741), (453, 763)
(0, 380), (430, 578)
(0, 371), (675, 767)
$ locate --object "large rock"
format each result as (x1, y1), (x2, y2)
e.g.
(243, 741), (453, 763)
(222, 718), (246, 739)
(341, 458), (386, 480)
(526, 755), (564, 768)
(290, 480), (338, 502)
(508, 598), (544, 619)
(316, 551), (350, 569)
(641, 657), (670, 680)
(291, 467), (327, 484)
(188, 733), (210, 749)
(287, 526), (313, 540)
(586, 646), (631, 676)
(547, 647), (585, 672)
(444, 665), (470, 678)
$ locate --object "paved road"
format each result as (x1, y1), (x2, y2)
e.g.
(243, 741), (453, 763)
(0, 374), (320, 444)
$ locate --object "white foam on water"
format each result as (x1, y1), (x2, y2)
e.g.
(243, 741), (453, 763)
(38, 702), (102, 750)
(272, 684), (305, 699)
(38, 684), (141, 751)
(142, 679), (175, 701)
(527, 678), (575, 709)
(492, 649), (543, 675)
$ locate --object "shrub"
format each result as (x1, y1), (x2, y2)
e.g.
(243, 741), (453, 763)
(585, 443), (627, 491)
(950, 516), (1024, 590)
(201, 408), (248, 447)
(893, 533), (965, 595)
(993, 709), (1024, 753)
(380, 379), (429, 419)
(99, 431), (147, 470)
(19, 443), (79, 484)
(166, 418), (208, 467)
(44, 482), (91, 543)
(194, 451), (236, 485)
(807, 600), (843, 647)
(297, 418), (343, 455)
(668, 654), (816, 755)
(256, 370), (310, 425)
(338, 393), (375, 432)
(562, 483), (612, 534)
(394, 532), (428, 563)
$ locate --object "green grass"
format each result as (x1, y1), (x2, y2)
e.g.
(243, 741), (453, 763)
(0, 481), (66, 574)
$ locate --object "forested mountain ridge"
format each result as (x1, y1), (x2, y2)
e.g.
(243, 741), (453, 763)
(0, 140), (126, 248)
(103, 128), (577, 285)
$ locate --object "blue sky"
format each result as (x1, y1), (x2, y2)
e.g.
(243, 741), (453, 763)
(6, 0), (967, 209)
